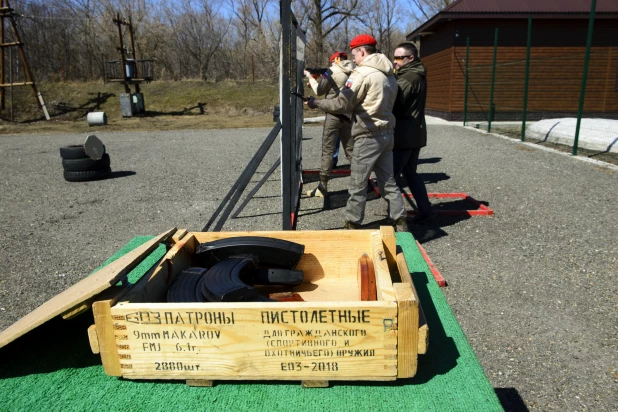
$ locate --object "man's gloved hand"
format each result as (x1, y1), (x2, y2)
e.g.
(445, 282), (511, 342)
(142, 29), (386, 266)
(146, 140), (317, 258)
(305, 97), (318, 109)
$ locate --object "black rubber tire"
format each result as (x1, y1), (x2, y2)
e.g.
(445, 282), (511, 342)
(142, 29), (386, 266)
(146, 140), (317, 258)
(59, 145), (87, 160)
(62, 153), (110, 171)
(60, 144), (106, 160)
(63, 166), (112, 182)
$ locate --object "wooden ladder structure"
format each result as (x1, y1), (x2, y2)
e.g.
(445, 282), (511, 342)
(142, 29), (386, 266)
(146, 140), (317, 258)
(0, 0), (49, 120)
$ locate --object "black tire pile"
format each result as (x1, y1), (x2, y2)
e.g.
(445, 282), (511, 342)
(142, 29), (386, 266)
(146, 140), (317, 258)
(60, 145), (112, 182)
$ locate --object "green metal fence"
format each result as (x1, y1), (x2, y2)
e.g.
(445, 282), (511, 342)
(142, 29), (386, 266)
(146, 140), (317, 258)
(460, 0), (617, 156)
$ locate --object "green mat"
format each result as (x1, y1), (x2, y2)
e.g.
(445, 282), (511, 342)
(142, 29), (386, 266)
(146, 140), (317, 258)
(0, 233), (502, 411)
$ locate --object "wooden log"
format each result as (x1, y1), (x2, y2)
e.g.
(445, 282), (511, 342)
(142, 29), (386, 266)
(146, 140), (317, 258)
(301, 380), (329, 388)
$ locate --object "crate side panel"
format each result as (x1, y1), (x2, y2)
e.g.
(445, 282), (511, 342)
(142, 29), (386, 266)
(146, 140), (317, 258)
(111, 301), (398, 380)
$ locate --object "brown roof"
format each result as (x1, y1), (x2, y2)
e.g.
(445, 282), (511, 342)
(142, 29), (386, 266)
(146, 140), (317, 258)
(443, 0), (617, 14)
(409, 0), (618, 39)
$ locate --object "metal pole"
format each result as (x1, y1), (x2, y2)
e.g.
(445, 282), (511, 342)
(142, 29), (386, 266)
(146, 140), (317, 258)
(9, 44), (12, 121)
(281, 0), (293, 230)
(463, 36), (469, 126)
(1, 0), (5, 111)
(488, 28), (498, 133)
(573, 0), (596, 156)
(232, 158), (280, 219)
(202, 122), (281, 232)
(521, 15), (532, 141)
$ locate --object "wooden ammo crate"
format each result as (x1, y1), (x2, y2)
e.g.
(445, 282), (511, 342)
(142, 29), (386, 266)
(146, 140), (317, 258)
(88, 228), (427, 386)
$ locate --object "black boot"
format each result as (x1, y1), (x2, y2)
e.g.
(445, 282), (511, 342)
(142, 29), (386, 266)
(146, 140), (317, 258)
(316, 176), (328, 197)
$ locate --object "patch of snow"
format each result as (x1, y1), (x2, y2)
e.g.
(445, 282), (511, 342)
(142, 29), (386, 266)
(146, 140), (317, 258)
(526, 118), (618, 153)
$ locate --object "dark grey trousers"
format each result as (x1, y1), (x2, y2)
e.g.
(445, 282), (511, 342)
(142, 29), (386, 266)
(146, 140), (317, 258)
(393, 148), (433, 215)
(320, 114), (353, 178)
(345, 133), (406, 225)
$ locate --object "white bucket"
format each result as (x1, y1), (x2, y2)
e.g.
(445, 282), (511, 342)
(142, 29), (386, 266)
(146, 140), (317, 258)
(87, 112), (107, 126)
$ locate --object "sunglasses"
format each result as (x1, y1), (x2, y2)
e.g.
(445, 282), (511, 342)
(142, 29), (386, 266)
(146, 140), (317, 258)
(393, 55), (411, 61)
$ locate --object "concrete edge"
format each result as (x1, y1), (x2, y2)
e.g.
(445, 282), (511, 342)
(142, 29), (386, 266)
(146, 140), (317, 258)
(464, 126), (618, 172)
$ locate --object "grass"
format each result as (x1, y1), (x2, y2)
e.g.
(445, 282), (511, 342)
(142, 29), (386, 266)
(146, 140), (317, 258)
(0, 80), (280, 135)
(487, 125), (618, 167)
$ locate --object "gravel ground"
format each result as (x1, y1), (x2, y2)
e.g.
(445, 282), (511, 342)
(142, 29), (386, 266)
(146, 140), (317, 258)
(0, 124), (616, 411)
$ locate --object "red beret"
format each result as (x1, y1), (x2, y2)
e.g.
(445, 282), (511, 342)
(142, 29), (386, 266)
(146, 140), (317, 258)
(329, 51), (348, 62)
(349, 34), (377, 49)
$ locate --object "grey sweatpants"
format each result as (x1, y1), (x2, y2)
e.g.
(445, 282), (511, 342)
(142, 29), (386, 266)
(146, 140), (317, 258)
(320, 113), (353, 177)
(344, 133), (406, 225)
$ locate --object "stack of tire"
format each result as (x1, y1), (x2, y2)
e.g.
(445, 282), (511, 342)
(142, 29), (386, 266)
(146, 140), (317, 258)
(60, 144), (111, 182)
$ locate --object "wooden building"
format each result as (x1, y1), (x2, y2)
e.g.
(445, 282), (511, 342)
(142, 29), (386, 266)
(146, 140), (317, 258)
(407, 0), (618, 121)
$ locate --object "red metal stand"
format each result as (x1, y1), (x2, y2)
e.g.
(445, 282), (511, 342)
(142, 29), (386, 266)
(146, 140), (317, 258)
(416, 241), (447, 287)
(367, 179), (494, 216)
(302, 169), (351, 176)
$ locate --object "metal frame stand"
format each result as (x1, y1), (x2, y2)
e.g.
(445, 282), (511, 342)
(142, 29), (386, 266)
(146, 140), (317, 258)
(201, 122), (282, 232)
(231, 158), (281, 219)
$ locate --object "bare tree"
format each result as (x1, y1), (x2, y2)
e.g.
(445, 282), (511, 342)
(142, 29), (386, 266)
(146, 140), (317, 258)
(294, 0), (359, 64)
(227, 0), (273, 79)
(360, 0), (404, 57)
(167, 0), (229, 81)
(407, 0), (454, 23)
(9, 0), (439, 83)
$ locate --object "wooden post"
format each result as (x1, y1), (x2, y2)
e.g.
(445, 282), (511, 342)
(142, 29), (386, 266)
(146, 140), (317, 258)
(128, 17), (140, 93)
(0, 0), (48, 119)
(114, 13), (130, 94)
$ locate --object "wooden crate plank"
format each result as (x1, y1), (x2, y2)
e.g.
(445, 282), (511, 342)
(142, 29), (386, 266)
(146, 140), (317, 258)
(397, 253), (429, 355)
(122, 234), (197, 304)
(0, 228), (176, 349)
(172, 229), (189, 243)
(93, 300), (122, 376)
(371, 231), (396, 302)
(380, 226), (397, 275)
(394, 283), (419, 378)
(358, 254), (377, 301)
(88, 324), (100, 354)
(110, 301), (398, 381)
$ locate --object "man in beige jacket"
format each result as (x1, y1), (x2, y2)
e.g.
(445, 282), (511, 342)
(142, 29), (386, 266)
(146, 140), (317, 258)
(304, 52), (355, 198)
(306, 34), (407, 231)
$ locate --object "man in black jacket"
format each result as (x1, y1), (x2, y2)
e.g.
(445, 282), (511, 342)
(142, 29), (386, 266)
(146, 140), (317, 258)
(392, 42), (436, 222)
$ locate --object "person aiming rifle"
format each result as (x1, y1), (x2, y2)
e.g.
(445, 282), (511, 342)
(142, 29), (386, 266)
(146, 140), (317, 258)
(305, 35), (408, 232)
(304, 52), (355, 200)
(305, 67), (329, 76)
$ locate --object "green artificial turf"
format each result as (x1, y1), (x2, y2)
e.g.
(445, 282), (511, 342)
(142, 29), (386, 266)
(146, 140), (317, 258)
(0, 233), (502, 411)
